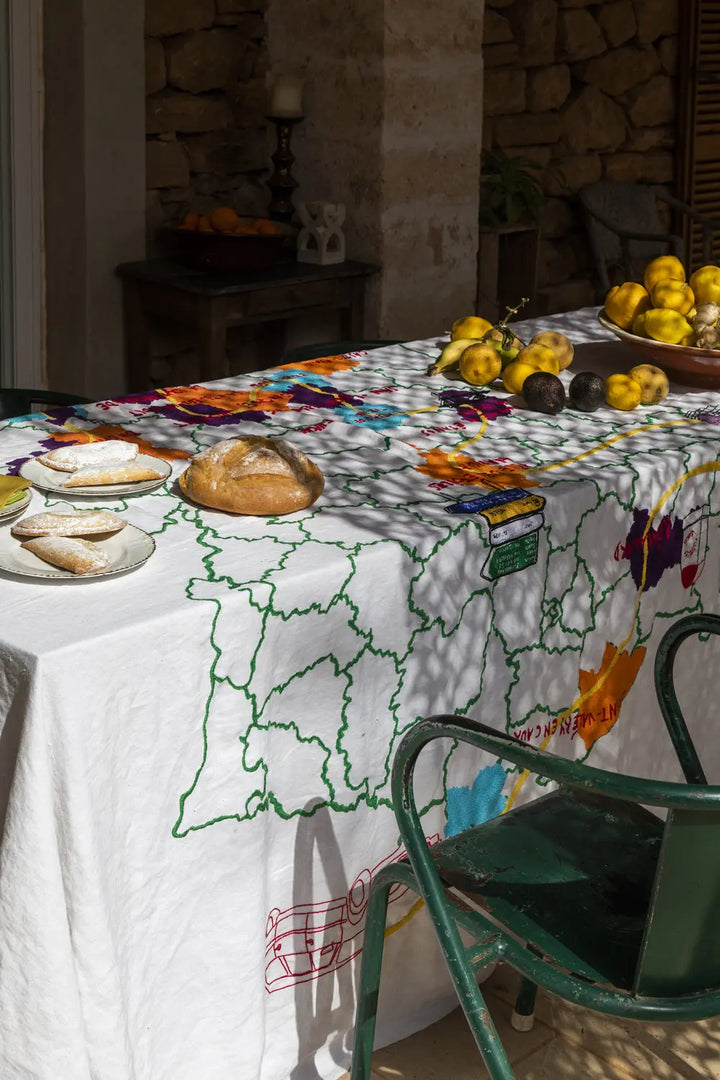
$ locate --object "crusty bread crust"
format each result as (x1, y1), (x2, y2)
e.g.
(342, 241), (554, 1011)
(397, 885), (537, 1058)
(179, 436), (324, 515)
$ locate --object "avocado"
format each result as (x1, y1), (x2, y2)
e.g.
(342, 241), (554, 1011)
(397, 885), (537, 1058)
(522, 371), (566, 415)
(569, 371), (605, 412)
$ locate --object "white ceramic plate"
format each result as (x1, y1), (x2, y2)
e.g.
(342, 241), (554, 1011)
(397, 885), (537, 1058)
(0, 523), (155, 581)
(0, 489), (32, 520)
(19, 453), (172, 496)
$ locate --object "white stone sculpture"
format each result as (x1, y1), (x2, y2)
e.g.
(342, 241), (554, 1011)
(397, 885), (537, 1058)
(296, 201), (346, 265)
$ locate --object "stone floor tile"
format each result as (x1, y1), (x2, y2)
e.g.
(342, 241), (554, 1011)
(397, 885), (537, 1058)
(368, 994), (554, 1080)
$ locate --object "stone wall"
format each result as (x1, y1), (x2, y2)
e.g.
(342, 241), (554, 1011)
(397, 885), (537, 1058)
(483, 0), (678, 312)
(144, 0), (275, 385)
(145, 0), (270, 236)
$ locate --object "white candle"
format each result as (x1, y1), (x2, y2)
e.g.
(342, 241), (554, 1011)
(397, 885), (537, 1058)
(267, 75), (304, 119)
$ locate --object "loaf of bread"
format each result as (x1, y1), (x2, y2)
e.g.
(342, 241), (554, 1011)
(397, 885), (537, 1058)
(179, 436), (324, 515)
(39, 440), (139, 472)
(62, 462), (165, 488)
(21, 536), (110, 574)
(12, 509), (126, 537)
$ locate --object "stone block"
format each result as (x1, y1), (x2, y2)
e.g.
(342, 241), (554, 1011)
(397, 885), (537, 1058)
(635, 0), (678, 44)
(515, 145), (552, 167)
(542, 277), (596, 314)
(484, 69), (526, 117)
(574, 45), (660, 96)
(147, 138), (190, 188)
(493, 112), (562, 147)
(483, 10), (513, 44)
(506, 0), (557, 66)
(215, 13), (266, 34)
(146, 0), (214, 37)
(563, 87), (626, 154)
(146, 39), (166, 96)
(597, 0), (636, 47)
(166, 30), (243, 94)
(146, 189), (166, 233)
(483, 42), (520, 67)
(147, 90), (234, 135)
(628, 74), (675, 127)
(623, 123), (673, 152)
(540, 239), (577, 286)
(217, 0), (268, 10)
(527, 64), (571, 112)
(544, 152), (601, 195)
(540, 196), (576, 238)
(158, 186), (194, 204)
(183, 129), (266, 174)
(217, 12), (265, 38)
(557, 9), (605, 62)
(658, 36), (677, 74)
(603, 151), (674, 184)
(228, 78), (268, 127)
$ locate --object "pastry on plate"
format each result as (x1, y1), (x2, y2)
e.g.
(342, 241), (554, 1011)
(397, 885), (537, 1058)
(39, 440), (139, 472)
(21, 536), (110, 575)
(62, 461), (165, 487)
(11, 509), (127, 538)
(178, 436), (324, 515)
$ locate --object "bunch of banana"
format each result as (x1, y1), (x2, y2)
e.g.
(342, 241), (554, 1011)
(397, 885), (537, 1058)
(428, 300), (528, 378)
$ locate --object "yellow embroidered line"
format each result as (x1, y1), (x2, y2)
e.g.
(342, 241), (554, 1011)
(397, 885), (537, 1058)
(529, 418), (700, 474)
(503, 459), (720, 812)
(384, 896), (425, 938)
(449, 416), (488, 462)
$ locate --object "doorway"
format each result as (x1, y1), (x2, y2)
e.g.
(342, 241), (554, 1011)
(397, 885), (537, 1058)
(0, 0), (44, 390)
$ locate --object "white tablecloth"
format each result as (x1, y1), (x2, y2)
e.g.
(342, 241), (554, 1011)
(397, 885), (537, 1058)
(1, 308), (720, 1079)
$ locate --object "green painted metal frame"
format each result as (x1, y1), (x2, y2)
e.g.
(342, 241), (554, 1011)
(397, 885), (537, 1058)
(350, 614), (720, 1080)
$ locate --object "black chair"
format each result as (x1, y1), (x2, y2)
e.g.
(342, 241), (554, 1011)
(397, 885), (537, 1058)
(350, 613), (720, 1080)
(0, 389), (91, 421)
(579, 181), (720, 295)
(280, 340), (400, 366)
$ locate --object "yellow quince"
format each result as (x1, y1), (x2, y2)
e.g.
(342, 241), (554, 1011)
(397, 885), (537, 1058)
(604, 282), (650, 330)
(644, 308), (694, 345)
(643, 255), (685, 294)
(650, 278), (694, 315)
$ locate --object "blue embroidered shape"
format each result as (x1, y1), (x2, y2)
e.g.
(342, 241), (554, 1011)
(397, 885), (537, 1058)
(445, 761), (508, 838)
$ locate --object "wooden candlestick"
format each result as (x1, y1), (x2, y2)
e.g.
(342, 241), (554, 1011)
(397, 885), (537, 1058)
(266, 117), (302, 224)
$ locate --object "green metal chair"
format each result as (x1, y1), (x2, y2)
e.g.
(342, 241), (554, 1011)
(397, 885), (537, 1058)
(350, 613), (720, 1080)
(280, 340), (400, 366)
(0, 388), (91, 421)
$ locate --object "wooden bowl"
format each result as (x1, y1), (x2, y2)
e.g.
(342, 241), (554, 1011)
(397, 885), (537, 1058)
(598, 311), (720, 389)
(159, 218), (291, 273)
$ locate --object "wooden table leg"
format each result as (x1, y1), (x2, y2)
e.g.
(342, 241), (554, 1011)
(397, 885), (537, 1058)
(122, 280), (152, 393)
(197, 296), (228, 382)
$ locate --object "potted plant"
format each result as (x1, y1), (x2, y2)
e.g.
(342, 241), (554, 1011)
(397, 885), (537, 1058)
(479, 149), (546, 228)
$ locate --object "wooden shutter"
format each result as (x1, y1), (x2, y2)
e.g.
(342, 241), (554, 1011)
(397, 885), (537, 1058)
(676, 0), (720, 267)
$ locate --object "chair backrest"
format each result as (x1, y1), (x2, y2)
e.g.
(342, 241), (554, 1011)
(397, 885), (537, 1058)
(633, 613), (720, 995)
(579, 181), (683, 294)
(0, 388), (91, 421)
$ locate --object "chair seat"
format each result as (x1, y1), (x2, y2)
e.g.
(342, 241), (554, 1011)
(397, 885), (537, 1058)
(431, 789), (664, 990)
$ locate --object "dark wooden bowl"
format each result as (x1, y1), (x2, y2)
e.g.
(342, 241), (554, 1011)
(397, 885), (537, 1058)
(598, 311), (720, 389)
(159, 219), (290, 273)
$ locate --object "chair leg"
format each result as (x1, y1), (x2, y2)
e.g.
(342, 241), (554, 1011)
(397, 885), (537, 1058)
(511, 976), (538, 1032)
(349, 874), (394, 1080)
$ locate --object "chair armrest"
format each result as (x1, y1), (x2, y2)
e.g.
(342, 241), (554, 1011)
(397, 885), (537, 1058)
(392, 714), (720, 819)
(656, 191), (720, 228)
